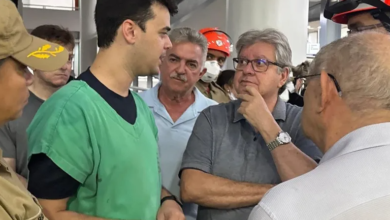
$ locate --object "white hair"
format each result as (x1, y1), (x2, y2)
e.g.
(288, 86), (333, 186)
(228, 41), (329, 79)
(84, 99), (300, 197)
(168, 27), (208, 65)
(236, 28), (293, 93)
(236, 28), (293, 71)
(310, 31), (390, 111)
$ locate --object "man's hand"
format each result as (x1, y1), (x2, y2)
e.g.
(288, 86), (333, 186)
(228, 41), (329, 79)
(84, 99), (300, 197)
(237, 86), (273, 128)
(157, 200), (185, 220)
(237, 86), (280, 142)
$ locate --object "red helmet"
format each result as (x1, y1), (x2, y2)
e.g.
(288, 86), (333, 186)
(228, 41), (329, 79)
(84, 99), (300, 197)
(199, 27), (232, 56)
(325, 0), (390, 24)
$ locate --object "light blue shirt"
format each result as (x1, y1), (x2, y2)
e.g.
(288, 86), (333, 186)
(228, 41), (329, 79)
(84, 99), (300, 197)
(139, 83), (217, 220)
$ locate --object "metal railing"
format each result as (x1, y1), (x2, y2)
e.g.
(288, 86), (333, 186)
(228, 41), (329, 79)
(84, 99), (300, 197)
(131, 75), (159, 93)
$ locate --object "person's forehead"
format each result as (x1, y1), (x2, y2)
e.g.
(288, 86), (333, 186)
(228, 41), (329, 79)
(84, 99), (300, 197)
(239, 42), (275, 59)
(208, 49), (227, 58)
(169, 42), (203, 61)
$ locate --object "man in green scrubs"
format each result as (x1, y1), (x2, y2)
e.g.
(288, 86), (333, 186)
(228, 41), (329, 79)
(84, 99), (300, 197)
(26, 0), (185, 220)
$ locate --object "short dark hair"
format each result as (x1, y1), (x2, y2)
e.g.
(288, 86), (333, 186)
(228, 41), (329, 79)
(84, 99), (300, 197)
(31, 25), (75, 48)
(216, 69), (235, 89)
(95, 0), (178, 48)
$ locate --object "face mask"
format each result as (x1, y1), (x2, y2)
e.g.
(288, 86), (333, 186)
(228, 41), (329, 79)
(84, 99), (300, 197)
(201, 60), (221, 83)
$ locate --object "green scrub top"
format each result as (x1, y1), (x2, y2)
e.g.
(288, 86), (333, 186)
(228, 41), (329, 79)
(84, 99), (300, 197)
(27, 81), (161, 220)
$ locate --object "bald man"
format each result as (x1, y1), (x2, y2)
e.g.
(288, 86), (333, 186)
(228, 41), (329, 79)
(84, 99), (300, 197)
(248, 31), (390, 220)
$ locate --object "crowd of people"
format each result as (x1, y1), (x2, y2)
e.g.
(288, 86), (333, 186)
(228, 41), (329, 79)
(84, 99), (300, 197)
(0, 0), (389, 219)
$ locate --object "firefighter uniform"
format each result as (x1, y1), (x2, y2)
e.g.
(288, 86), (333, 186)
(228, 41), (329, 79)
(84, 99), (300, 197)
(196, 81), (231, 103)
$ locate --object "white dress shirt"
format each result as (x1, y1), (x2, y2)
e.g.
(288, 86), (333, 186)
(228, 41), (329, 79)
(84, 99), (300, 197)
(248, 123), (390, 220)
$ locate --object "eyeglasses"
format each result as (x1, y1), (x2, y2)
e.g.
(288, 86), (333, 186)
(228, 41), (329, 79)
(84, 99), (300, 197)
(294, 73), (342, 97)
(233, 58), (283, 73)
(348, 23), (384, 35)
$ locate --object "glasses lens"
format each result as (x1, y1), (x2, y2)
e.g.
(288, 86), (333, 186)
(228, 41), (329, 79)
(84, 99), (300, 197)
(253, 59), (268, 72)
(234, 58), (247, 70)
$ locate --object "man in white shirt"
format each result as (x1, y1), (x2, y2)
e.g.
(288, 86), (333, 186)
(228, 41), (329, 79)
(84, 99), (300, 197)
(139, 27), (217, 220)
(249, 31), (390, 220)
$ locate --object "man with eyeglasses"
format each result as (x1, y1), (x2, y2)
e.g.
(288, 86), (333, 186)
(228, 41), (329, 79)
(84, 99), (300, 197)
(179, 29), (322, 220)
(249, 31), (390, 220)
(324, 0), (390, 34)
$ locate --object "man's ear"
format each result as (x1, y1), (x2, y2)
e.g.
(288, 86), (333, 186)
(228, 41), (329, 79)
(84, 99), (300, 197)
(199, 67), (207, 78)
(121, 19), (138, 45)
(278, 67), (289, 88)
(319, 70), (335, 112)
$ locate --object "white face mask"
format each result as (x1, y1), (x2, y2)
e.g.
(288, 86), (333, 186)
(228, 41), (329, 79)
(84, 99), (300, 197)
(201, 60), (221, 83)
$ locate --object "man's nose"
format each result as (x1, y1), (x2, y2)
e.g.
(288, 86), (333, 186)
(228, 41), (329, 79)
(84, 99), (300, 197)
(165, 37), (173, 50)
(243, 62), (255, 75)
(175, 61), (186, 74)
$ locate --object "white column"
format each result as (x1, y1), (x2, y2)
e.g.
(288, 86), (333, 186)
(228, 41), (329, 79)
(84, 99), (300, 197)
(226, 0), (309, 66)
(80, 0), (97, 72)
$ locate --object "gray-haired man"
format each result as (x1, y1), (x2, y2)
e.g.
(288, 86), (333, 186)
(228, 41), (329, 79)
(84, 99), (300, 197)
(139, 27), (217, 220)
(249, 31), (390, 220)
(179, 29), (323, 220)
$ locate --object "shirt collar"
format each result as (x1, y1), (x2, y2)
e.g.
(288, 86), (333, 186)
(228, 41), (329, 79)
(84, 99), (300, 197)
(320, 122), (390, 164)
(149, 82), (210, 113)
(233, 97), (287, 123)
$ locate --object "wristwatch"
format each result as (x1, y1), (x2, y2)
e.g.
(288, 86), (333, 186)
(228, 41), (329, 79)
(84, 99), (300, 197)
(266, 131), (291, 151)
(161, 195), (183, 208)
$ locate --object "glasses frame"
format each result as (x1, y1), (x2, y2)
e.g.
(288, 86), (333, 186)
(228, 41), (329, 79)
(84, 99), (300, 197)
(294, 73), (342, 97)
(232, 58), (283, 73)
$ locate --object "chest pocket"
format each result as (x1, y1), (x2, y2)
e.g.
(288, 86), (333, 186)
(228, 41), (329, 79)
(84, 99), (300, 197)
(30, 197), (46, 220)
(211, 120), (281, 184)
(243, 136), (281, 184)
(0, 168), (46, 220)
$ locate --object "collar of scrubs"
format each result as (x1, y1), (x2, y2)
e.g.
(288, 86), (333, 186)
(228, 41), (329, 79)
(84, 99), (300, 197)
(232, 97), (287, 123)
(320, 122), (390, 164)
(148, 82), (210, 125)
